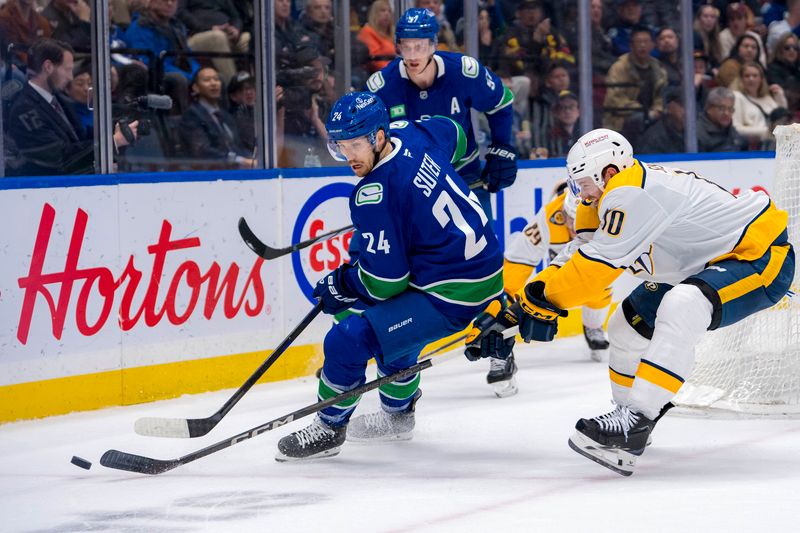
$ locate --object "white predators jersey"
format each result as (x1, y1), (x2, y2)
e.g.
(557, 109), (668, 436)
(505, 192), (572, 268)
(542, 160), (788, 309)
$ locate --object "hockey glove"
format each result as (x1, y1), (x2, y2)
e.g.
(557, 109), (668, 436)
(481, 143), (518, 193)
(313, 263), (358, 315)
(464, 299), (517, 361)
(513, 281), (568, 343)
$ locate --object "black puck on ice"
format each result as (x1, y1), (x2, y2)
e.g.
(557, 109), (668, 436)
(71, 455), (92, 470)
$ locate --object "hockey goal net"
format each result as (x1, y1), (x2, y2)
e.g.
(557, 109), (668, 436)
(673, 124), (800, 417)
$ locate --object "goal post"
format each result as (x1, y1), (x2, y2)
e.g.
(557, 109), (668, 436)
(672, 124), (800, 417)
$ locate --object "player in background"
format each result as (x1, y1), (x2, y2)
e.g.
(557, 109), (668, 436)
(482, 128), (794, 475)
(276, 92), (503, 461)
(365, 7), (516, 392)
(366, 7), (517, 216)
(466, 182), (612, 397)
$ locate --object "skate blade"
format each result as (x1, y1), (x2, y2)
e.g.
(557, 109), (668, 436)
(568, 431), (637, 477)
(589, 348), (608, 362)
(491, 377), (518, 398)
(346, 431), (413, 443)
(274, 446), (342, 462)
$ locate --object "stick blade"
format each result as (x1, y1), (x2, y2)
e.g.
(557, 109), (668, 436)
(238, 217), (281, 259)
(134, 417), (191, 438)
(100, 449), (180, 475)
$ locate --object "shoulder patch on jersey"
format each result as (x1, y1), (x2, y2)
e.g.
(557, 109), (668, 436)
(355, 183), (384, 206)
(389, 104), (406, 118)
(461, 55), (479, 78)
(390, 120), (409, 129)
(366, 72), (385, 92)
(550, 210), (566, 226)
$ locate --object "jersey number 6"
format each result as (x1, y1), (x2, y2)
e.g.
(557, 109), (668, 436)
(433, 175), (490, 260)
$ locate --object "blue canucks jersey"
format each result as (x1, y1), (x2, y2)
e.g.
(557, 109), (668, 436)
(341, 117), (504, 321)
(366, 51), (514, 184)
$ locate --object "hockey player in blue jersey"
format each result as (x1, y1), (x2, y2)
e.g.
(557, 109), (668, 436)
(366, 8), (516, 207)
(366, 7), (518, 391)
(276, 92), (504, 461)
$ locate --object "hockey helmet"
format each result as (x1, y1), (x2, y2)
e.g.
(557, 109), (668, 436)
(565, 128), (634, 195)
(396, 8), (439, 42)
(326, 92), (390, 161)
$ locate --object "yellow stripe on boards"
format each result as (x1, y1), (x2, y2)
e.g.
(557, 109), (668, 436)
(635, 361), (683, 394)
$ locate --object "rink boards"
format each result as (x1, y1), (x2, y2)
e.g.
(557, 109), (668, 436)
(0, 153), (776, 422)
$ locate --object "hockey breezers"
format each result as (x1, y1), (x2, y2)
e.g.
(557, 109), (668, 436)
(238, 217), (354, 260)
(134, 302), (324, 438)
(102, 331), (490, 475)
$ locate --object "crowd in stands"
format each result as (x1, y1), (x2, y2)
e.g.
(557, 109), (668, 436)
(3, 0), (800, 176)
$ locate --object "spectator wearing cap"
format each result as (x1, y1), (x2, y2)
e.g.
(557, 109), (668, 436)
(767, 0), (800, 54)
(718, 3), (766, 65)
(767, 32), (800, 113)
(228, 71), (255, 153)
(602, 25), (667, 137)
(608, 0), (650, 56)
(717, 32), (764, 88)
(357, 0), (396, 73)
(731, 61), (788, 146)
(638, 87), (684, 154)
(541, 90), (581, 158)
(179, 66), (255, 169)
(697, 86), (747, 152)
(763, 106), (794, 150)
(654, 27), (681, 87)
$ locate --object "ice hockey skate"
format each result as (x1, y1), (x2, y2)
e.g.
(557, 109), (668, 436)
(486, 354), (518, 398)
(583, 326), (609, 362)
(275, 416), (347, 462)
(568, 405), (655, 476)
(347, 390), (421, 442)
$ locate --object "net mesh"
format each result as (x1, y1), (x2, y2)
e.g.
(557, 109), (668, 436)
(673, 125), (800, 417)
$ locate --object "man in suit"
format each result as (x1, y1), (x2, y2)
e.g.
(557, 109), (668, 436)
(179, 66), (255, 168)
(6, 38), (94, 175)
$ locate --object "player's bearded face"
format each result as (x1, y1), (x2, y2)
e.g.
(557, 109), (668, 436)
(336, 135), (382, 177)
(399, 38), (435, 74)
(568, 176), (602, 202)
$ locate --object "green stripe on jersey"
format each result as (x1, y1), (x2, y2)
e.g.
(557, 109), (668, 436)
(379, 373), (420, 400)
(358, 266), (410, 301)
(318, 379), (361, 409)
(454, 148), (479, 170)
(486, 86), (514, 115)
(433, 115), (468, 164)
(411, 268), (504, 306)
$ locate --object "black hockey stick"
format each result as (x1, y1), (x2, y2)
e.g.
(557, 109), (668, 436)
(101, 332), (475, 475)
(238, 217), (354, 261)
(134, 302), (324, 438)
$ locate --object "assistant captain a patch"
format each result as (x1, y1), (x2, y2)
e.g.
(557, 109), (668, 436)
(356, 183), (384, 205)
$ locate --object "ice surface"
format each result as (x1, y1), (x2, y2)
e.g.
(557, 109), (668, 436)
(2, 336), (799, 532)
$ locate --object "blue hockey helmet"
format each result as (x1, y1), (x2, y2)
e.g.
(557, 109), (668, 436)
(395, 8), (439, 42)
(326, 92), (390, 161)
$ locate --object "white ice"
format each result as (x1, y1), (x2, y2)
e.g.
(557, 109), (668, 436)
(2, 336), (799, 533)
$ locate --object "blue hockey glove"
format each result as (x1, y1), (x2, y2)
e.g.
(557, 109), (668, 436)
(313, 263), (358, 315)
(464, 299), (517, 361)
(481, 143), (517, 193)
(513, 281), (568, 343)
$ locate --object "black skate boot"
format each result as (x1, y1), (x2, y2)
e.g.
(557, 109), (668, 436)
(568, 405), (655, 476)
(583, 326), (610, 362)
(645, 401), (674, 447)
(486, 353), (518, 398)
(347, 390), (422, 442)
(275, 416), (347, 462)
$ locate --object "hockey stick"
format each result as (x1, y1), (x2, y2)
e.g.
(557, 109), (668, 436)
(134, 302), (324, 438)
(101, 330), (498, 475)
(238, 217), (354, 261)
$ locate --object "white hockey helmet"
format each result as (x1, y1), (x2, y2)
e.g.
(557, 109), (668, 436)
(565, 128), (634, 195)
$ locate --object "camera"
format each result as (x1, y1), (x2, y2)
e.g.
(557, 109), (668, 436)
(112, 94), (173, 144)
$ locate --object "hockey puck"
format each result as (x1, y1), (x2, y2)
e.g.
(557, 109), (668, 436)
(71, 455), (92, 470)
